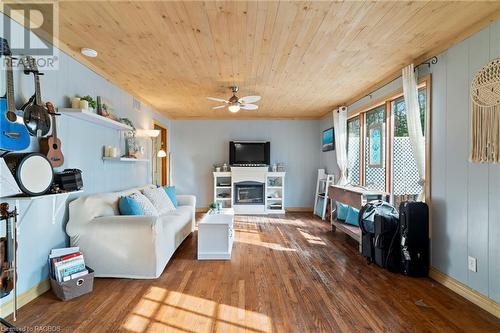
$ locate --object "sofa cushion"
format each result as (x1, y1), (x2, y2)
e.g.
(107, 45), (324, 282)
(164, 186), (178, 208)
(161, 205), (192, 220)
(118, 196), (144, 215)
(143, 187), (175, 215)
(129, 192), (158, 216)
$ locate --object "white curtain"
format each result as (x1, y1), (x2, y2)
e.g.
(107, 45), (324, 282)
(333, 107), (348, 185)
(402, 64), (425, 201)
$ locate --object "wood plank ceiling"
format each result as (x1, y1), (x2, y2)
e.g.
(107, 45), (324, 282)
(35, 1), (500, 118)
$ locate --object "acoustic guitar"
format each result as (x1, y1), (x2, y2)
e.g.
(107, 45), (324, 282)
(22, 56), (51, 137)
(0, 38), (30, 153)
(40, 102), (64, 167)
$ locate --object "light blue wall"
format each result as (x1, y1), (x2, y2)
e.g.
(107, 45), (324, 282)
(431, 21), (500, 302)
(345, 21), (500, 303)
(319, 112), (339, 179)
(0, 13), (170, 304)
(170, 120), (320, 208)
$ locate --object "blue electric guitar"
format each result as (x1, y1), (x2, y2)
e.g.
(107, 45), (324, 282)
(0, 38), (30, 153)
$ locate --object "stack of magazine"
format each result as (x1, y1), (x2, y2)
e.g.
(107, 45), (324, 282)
(48, 247), (88, 282)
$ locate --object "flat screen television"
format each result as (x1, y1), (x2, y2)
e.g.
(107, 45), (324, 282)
(229, 141), (270, 166)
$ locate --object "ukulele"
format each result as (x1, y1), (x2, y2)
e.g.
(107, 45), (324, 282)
(40, 102), (64, 167)
(0, 38), (30, 153)
(22, 56), (51, 137)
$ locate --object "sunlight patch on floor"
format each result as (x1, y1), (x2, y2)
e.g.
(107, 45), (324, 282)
(123, 286), (272, 333)
(235, 237), (296, 252)
(297, 228), (327, 245)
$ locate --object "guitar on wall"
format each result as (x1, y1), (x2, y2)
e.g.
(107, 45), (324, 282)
(0, 38), (30, 154)
(40, 102), (64, 167)
(22, 56), (51, 137)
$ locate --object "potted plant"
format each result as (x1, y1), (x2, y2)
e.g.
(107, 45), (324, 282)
(80, 95), (96, 111)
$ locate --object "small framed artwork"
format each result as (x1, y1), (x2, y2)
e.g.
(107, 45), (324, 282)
(322, 127), (335, 152)
(368, 123), (384, 167)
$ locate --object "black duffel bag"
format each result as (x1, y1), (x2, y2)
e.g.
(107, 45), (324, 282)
(359, 200), (400, 271)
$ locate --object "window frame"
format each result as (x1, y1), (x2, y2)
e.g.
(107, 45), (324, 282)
(347, 74), (432, 203)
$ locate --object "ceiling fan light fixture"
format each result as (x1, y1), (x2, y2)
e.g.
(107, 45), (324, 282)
(228, 104), (240, 113)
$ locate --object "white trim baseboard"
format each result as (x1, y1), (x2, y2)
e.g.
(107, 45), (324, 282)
(429, 267), (500, 319)
(0, 280), (50, 317)
(196, 207), (314, 213)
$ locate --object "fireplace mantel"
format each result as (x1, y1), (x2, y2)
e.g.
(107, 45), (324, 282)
(213, 167), (286, 214)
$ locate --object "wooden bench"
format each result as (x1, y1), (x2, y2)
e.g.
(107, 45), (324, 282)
(328, 185), (389, 251)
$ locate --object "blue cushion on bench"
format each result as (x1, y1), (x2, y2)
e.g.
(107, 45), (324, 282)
(336, 202), (349, 221)
(345, 206), (360, 226)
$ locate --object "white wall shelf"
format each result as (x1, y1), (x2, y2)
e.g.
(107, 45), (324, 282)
(102, 157), (149, 162)
(1, 190), (83, 201)
(59, 108), (133, 131)
(1, 190), (84, 226)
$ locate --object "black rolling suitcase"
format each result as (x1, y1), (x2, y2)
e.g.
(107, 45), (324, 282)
(374, 214), (401, 272)
(399, 201), (429, 277)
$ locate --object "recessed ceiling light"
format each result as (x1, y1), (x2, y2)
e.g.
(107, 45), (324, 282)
(81, 47), (98, 58)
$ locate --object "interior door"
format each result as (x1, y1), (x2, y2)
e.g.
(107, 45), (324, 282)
(153, 123), (167, 186)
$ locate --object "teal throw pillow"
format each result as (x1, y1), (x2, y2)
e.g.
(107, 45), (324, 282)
(164, 186), (178, 208)
(118, 196), (145, 215)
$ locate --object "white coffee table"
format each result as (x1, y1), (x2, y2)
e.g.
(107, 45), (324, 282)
(197, 208), (235, 260)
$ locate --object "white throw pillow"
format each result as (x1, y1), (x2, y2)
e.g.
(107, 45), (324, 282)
(142, 187), (176, 215)
(129, 192), (158, 216)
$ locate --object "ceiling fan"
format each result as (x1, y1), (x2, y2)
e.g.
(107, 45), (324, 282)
(207, 86), (261, 113)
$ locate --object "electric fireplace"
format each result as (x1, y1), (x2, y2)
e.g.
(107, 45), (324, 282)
(234, 181), (264, 205)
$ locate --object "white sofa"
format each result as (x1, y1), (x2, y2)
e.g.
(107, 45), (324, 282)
(66, 185), (196, 279)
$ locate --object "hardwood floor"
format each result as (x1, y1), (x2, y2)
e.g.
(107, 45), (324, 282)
(10, 213), (500, 332)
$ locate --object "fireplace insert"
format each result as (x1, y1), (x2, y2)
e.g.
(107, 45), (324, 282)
(234, 181), (264, 205)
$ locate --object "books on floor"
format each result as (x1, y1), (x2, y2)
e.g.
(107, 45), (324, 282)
(49, 247), (88, 282)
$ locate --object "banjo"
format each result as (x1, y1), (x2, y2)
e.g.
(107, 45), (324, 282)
(22, 56), (51, 137)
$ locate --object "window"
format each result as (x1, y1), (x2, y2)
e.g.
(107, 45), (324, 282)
(364, 105), (386, 192)
(347, 117), (360, 185)
(391, 89), (427, 207)
(345, 78), (430, 204)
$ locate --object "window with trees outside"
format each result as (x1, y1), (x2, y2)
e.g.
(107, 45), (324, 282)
(346, 78), (430, 207)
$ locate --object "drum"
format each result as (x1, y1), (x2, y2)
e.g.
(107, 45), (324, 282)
(3, 153), (54, 196)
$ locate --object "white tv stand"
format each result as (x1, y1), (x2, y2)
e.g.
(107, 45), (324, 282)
(213, 167), (285, 214)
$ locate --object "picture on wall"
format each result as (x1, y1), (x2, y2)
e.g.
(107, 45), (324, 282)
(322, 127), (335, 152)
(368, 123), (384, 167)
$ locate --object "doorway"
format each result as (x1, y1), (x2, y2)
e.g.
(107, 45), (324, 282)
(153, 122), (168, 186)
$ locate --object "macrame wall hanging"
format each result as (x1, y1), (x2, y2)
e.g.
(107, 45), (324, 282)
(470, 58), (500, 163)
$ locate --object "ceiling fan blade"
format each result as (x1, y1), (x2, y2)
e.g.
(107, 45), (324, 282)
(240, 104), (258, 110)
(212, 105), (226, 110)
(239, 95), (261, 104)
(207, 97), (228, 103)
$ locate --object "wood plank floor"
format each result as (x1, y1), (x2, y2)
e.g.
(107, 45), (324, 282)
(10, 213), (500, 332)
